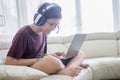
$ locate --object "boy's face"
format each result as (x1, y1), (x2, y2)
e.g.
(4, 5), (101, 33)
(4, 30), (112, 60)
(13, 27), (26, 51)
(42, 18), (60, 35)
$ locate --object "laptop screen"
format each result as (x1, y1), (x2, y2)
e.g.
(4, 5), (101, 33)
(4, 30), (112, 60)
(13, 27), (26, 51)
(65, 34), (86, 59)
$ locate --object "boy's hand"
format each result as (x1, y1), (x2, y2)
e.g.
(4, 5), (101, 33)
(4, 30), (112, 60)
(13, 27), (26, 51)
(52, 52), (66, 59)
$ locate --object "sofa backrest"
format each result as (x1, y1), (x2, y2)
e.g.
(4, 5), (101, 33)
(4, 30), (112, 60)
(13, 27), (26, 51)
(0, 32), (119, 64)
(81, 33), (118, 58)
(0, 35), (12, 64)
(47, 33), (118, 58)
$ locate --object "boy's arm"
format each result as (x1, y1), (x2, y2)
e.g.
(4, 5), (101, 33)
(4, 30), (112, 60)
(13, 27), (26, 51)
(5, 56), (38, 66)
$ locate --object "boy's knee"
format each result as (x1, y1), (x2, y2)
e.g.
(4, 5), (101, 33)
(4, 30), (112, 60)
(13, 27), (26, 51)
(45, 55), (65, 68)
(43, 55), (65, 72)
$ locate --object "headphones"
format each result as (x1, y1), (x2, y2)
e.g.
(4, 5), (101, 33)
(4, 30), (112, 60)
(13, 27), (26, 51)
(33, 4), (55, 26)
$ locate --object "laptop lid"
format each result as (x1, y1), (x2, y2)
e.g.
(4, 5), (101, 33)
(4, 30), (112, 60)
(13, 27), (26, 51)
(65, 34), (86, 59)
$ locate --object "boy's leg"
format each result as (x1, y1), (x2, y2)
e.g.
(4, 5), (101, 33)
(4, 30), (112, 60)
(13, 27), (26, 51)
(58, 51), (89, 76)
(31, 55), (65, 74)
(66, 51), (84, 67)
(66, 51), (89, 68)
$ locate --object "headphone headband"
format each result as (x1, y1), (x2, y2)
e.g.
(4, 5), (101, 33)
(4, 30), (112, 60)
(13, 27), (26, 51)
(46, 4), (54, 10)
(41, 4), (55, 15)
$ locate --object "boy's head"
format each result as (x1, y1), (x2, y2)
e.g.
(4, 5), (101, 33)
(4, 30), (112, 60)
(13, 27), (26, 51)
(33, 2), (62, 26)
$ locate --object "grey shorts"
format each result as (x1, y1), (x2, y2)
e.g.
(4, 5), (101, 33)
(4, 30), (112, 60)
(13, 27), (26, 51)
(60, 57), (73, 65)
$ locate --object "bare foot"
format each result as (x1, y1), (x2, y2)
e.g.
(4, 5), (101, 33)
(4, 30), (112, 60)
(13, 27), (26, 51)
(81, 64), (89, 68)
(57, 66), (82, 77)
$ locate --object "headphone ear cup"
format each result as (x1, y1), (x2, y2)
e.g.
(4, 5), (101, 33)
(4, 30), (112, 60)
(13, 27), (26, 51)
(38, 16), (46, 26)
(33, 13), (45, 26)
(33, 13), (38, 23)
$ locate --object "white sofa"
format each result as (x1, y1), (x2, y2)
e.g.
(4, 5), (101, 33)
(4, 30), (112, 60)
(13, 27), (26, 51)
(0, 32), (120, 80)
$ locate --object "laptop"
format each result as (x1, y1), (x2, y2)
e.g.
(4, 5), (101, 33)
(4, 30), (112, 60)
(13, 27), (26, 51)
(62, 34), (86, 59)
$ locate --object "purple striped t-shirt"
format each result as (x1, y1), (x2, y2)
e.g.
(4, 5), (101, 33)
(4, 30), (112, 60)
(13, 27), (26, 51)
(7, 25), (47, 59)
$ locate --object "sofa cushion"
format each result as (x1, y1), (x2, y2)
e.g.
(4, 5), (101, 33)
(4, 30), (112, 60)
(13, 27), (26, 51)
(0, 65), (48, 80)
(81, 40), (118, 58)
(84, 57), (120, 80)
(74, 68), (93, 80)
(40, 75), (73, 80)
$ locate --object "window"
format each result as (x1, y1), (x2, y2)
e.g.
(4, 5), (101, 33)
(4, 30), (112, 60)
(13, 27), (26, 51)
(26, 0), (77, 36)
(0, 0), (5, 34)
(23, 0), (115, 35)
(80, 0), (114, 33)
(0, 0), (18, 35)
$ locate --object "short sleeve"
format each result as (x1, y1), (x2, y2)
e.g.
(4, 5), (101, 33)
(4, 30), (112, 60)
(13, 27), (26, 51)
(7, 33), (27, 59)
